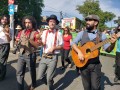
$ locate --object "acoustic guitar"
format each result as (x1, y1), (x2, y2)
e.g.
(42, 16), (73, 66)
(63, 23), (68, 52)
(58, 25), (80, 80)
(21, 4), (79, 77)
(71, 33), (120, 68)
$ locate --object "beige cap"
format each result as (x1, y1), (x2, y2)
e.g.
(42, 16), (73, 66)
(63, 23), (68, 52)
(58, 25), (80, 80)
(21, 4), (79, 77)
(15, 25), (22, 30)
(85, 15), (100, 21)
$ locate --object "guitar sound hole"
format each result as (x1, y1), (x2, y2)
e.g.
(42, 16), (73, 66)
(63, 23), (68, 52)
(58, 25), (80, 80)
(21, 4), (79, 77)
(86, 49), (91, 53)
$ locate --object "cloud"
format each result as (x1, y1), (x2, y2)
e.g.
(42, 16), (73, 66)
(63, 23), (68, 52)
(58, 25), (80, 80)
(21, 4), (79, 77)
(42, 0), (120, 27)
(100, 0), (120, 18)
(42, 0), (84, 20)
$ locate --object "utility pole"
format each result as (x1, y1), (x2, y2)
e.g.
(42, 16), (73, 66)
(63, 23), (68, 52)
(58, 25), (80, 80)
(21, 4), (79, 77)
(8, 0), (15, 48)
(60, 11), (63, 23)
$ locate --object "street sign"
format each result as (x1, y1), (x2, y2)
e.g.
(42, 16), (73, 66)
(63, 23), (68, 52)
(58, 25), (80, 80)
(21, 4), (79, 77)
(8, 0), (14, 4)
(9, 4), (14, 15)
(14, 5), (18, 12)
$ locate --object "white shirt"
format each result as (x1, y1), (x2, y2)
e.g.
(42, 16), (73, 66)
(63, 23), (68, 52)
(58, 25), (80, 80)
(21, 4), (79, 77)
(0, 26), (11, 44)
(41, 29), (63, 54)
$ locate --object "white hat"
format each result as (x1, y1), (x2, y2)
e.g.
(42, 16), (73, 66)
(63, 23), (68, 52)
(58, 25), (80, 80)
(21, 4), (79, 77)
(15, 25), (22, 30)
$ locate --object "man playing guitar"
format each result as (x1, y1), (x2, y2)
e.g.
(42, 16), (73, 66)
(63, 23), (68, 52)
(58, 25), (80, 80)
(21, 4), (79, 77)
(71, 15), (119, 90)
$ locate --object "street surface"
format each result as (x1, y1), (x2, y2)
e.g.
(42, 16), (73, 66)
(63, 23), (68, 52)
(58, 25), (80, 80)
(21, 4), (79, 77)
(0, 52), (120, 90)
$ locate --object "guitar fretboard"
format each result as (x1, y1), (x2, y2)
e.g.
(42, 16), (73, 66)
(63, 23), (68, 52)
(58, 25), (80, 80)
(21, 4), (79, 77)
(90, 38), (111, 51)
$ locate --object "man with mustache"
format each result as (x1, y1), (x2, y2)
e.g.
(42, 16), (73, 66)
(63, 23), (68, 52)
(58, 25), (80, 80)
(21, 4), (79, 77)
(0, 15), (11, 81)
(16, 16), (39, 90)
(71, 15), (118, 90)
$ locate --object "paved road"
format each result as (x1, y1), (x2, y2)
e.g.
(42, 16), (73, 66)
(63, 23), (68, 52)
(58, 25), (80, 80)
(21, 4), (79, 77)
(0, 53), (120, 90)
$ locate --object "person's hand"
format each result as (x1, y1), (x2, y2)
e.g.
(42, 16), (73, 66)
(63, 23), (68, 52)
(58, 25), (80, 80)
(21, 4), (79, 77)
(4, 25), (10, 33)
(78, 51), (84, 62)
(36, 33), (41, 39)
(110, 34), (117, 43)
(47, 47), (55, 53)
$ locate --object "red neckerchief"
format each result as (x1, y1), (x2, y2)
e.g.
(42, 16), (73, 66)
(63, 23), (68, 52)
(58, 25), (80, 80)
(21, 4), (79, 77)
(24, 29), (32, 37)
(48, 30), (54, 33)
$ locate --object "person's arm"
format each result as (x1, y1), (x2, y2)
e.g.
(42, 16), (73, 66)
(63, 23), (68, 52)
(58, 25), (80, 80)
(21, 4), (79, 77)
(71, 31), (84, 60)
(29, 32), (40, 48)
(47, 32), (63, 53)
(4, 27), (11, 42)
(5, 32), (11, 42)
(105, 33), (118, 53)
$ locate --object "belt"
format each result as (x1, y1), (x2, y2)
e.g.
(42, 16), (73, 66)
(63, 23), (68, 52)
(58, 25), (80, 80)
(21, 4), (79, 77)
(42, 53), (53, 59)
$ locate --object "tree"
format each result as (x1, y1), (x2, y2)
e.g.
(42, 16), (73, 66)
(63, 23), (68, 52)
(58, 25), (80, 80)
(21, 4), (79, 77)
(0, 0), (8, 15)
(0, 0), (44, 26)
(76, 0), (115, 30)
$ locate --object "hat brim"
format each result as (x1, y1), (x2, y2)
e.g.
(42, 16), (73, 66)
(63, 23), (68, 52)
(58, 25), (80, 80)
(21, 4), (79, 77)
(15, 28), (22, 30)
(46, 18), (59, 25)
(85, 17), (99, 21)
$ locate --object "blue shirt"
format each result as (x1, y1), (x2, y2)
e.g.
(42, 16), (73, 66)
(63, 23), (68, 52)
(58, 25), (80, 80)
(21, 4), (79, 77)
(116, 38), (120, 52)
(71, 30), (110, 50)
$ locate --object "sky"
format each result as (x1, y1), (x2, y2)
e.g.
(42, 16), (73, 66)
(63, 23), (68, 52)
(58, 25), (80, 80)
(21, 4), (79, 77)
(42, 0), (120, 27)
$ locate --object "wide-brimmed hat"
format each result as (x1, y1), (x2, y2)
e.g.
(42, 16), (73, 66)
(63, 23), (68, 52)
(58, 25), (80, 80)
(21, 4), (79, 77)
(46, 14), (59, 25)
(15, 25), (22, 30)
(85, 15), (100, 21)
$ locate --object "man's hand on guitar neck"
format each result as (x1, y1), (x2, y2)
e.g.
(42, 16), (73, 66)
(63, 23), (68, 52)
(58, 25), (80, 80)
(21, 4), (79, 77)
(110, 32), (120, 43)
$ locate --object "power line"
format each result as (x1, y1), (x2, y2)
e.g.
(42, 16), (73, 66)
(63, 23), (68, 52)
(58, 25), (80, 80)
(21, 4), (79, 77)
(45, 4), (60, 12)
(42, 10), (60, 13)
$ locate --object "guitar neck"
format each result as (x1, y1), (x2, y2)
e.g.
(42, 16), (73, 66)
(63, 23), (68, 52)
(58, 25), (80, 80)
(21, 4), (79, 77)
(91, 38), (111, 51)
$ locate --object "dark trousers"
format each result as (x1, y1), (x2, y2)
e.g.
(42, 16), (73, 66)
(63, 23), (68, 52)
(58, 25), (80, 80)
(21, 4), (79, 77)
(16, 53), (36, 90)
(115, 52), (120, 78)
(61, 49), (71, 67)
(0, 43), (10, 80)
(39, 47), (43, 57)
(80, 63), (102, 90)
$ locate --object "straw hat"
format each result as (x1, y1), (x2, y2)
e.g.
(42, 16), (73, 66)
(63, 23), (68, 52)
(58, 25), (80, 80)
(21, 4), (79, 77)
(15, 25), (22, 30)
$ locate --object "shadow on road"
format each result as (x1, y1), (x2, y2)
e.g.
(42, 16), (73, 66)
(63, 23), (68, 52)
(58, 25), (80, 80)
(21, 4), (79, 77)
(100, 72), (120, 90)
(54, 70), (79, 90)
(0, 59), (29, 90)
(101, 72), (113, 90)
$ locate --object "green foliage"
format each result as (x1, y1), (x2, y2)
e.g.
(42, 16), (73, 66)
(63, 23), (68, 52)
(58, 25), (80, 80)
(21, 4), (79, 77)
(0, 0), (44, 25)
(0, 0), (8, 15)
(76, 0), (115, 30)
